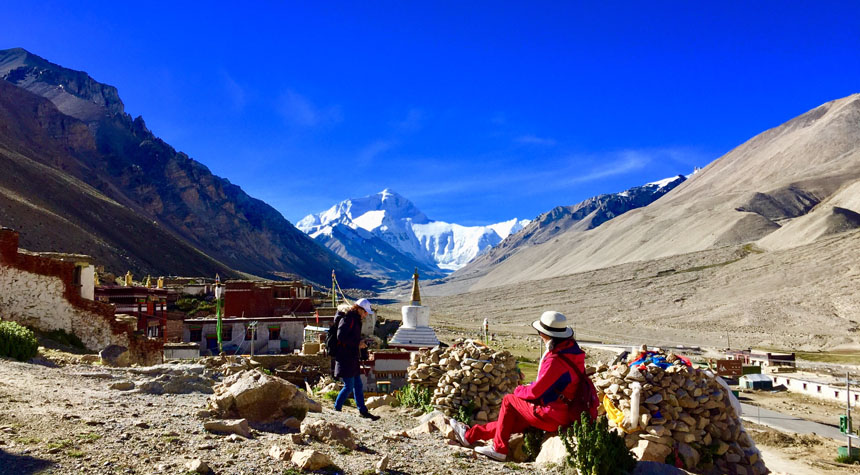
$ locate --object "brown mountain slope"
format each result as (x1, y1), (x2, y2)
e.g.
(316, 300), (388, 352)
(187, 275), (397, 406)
(451, 93), (860, 291)
(0, 48), (370, 287)
(0, 80), (243, 277)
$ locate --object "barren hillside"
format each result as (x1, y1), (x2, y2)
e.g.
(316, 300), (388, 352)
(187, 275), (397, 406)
(448, 94), (860, 291)
(426, 228), (860, 352)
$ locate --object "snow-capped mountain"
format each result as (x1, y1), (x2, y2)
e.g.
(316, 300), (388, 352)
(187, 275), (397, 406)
(297, 189), (529, 279)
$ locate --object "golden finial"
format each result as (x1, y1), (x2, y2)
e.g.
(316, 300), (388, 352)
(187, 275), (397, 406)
(93, 271), (100, 286)
(410, 268), (421, 306)
(125, 271), (133, 287)
(145, 275), (152, 288)
(157, 276), (164, 289)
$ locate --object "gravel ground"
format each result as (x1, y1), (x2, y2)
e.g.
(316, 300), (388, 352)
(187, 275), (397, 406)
(0, 357), (541, 474)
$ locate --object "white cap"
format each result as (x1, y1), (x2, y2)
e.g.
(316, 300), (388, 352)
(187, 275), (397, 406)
(356, 298), (374, 315)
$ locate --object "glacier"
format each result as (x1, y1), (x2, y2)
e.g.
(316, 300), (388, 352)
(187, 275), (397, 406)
(297, 189), (529, 278)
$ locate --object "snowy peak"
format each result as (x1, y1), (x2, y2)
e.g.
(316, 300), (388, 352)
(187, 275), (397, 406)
(298, 190), (530, 278)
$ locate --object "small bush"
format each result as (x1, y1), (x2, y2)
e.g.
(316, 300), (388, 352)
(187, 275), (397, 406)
(0, 321), (39, 361)
(453, 401), (475, 424)
(522, 427), (546, 462)
(836, 453), (860, 464)
(395, 384), (433, 413)
(560, 414), (637, 475)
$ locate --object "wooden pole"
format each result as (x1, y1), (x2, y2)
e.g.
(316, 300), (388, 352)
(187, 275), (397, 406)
(848, 371), (852, 455)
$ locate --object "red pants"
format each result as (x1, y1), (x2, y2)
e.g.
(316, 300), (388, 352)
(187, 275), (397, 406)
(464, 394), (561, 454)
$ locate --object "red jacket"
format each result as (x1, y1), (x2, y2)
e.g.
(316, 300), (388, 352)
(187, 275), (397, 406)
(513, 339), (584, 427)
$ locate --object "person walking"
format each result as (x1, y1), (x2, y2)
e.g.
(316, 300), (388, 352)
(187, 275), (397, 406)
(449, 311), (592, 461)
(333, 298), (380, 420)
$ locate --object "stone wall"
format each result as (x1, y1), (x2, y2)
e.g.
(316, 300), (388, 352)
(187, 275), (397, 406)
(0, 228), (162, 363)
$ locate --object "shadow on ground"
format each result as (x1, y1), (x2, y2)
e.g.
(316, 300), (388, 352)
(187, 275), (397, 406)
(0, 449), (55, 474)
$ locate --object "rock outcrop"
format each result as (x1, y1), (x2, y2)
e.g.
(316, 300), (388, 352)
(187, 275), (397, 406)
(208, 370), (319, 423)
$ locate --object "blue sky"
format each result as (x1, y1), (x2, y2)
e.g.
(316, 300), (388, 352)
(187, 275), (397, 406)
(4, 2), (860, 225)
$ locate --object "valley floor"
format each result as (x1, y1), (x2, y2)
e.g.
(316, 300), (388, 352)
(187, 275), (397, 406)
(2, 352), (859, 474)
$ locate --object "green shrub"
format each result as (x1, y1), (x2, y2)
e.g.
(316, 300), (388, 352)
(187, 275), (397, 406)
(395, 384), (433, 413)
(453, 400), (475, 424)
(0, 321), (39, 361)
(522, 427), (546, 462)
(560, 414), (637, 475)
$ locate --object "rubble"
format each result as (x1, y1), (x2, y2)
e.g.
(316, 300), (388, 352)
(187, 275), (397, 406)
(208, 370), (319, 424)
(291, 449), (333, 471)
(592, 349), (768, 474)
(203, 419), (251, 438)
(301, 420), (357, 449)
(406, 339), (521, 421)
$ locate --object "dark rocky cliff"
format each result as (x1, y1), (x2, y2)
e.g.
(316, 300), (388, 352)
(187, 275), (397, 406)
(0, 48), (370, 287)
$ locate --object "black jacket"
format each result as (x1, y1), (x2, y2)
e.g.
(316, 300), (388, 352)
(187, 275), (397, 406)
(333, 309), (362, 378)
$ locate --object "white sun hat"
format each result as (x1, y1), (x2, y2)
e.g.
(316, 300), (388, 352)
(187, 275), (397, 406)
(531, 311), (573, 338)
(356, 298), (374, 315)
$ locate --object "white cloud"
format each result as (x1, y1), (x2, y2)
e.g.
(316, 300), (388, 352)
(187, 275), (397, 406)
(516, 134), (557, 146)
(221, 71), (247, 110)
(278, 90), (343, 127)
(358, 140), (395, 165)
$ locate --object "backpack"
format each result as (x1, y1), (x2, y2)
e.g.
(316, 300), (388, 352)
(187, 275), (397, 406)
(558, 353), (599, 423)
(325, 313), (343, 357)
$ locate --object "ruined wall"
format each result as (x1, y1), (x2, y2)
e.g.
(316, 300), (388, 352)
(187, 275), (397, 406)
(0, 228), (162, 362)
(0, 265), (128, 350)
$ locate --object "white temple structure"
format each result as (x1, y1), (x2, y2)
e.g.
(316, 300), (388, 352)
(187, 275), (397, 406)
(388, 269), (441, 349)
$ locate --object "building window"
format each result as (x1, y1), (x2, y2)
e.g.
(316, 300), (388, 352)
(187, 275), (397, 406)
(786, 379), (790, 385)
(855, 394), (858, 402)
(190, 329), (202, 342)
(206, 336), (218, 350)
(245, 326), (258, 340)
(269, 326), (280, 340)
(803, 383), (807, 390)
(220, 324), (231, 341)
(836, 391), (840, 398)
(817, 386), (821, 393)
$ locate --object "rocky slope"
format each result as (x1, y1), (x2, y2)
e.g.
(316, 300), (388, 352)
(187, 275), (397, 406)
(451, 175), (686, 281)
(298, 189), (528, 279)
(448, 94), (860, 291)
(0, 47), (367, 287)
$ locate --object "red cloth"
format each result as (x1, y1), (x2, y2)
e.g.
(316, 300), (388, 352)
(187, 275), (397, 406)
(465, 394), (560, 454)
(513, 339), (585, 427)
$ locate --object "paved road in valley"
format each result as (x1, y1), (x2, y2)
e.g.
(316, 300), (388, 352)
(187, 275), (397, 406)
(740, 402), (846, 441)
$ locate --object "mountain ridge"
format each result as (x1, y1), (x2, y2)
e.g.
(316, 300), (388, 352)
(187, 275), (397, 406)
(0, 47), (370, 287)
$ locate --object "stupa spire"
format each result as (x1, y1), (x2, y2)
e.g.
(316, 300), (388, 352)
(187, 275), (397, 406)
(411, 268), (421, 306)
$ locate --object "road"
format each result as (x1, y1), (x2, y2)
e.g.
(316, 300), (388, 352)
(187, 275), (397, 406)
(740, 402), (846, 441)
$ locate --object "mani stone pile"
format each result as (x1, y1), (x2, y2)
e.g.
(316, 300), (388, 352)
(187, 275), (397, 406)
(593, 351), (767, 474)
(407, 339), (521, 422)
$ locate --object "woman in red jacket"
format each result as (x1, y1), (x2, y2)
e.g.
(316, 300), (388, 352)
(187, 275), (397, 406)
(449, 311), (586, 461)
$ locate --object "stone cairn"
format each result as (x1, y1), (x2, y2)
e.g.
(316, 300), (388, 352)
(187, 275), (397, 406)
(593, 349), (767, 474)
(406, 339), (520, 422)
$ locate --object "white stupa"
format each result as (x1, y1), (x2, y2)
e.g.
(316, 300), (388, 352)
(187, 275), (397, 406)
(388, 269), (441, 349)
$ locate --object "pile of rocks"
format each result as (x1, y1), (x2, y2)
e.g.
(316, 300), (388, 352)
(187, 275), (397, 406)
(208, 370), (321, 424)
(200, 355), (256, 376)
(406, 339), (520, 422)
(593, 350), (767, 474)
(311, 375), (343, 394)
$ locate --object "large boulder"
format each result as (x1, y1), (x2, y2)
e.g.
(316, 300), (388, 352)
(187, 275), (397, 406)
(208, 370), (319, 423)
(632, 440), (673, 463)
(203, 419), (251, 438)
(99, 345), (130, 367)
(301, 420), (357, 449)
(535, 436), (568, 468)
(291, 449), (332, 471)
